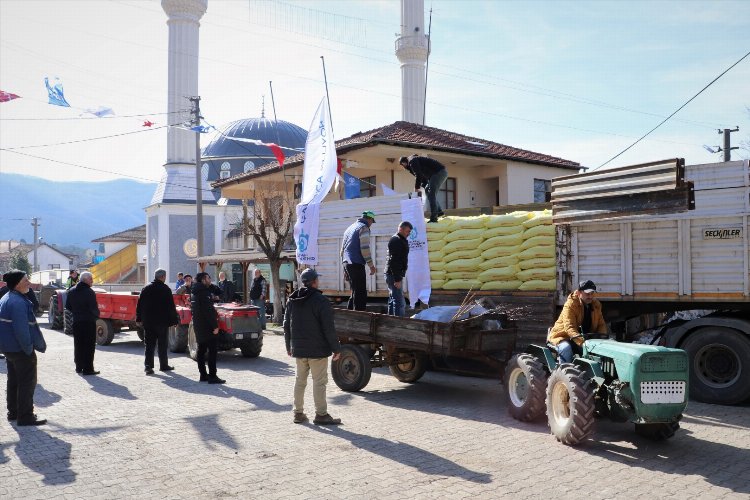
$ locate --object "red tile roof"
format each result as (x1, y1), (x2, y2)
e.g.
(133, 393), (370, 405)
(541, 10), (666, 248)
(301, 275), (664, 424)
(91, 224), (146, 243)
(214, 120), (579, 187)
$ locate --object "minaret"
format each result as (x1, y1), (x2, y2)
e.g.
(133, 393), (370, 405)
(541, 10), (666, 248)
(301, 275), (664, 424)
(395, 0), (429, 125)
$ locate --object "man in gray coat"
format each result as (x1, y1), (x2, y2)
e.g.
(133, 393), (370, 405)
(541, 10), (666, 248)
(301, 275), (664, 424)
(284, 268), (341, 425)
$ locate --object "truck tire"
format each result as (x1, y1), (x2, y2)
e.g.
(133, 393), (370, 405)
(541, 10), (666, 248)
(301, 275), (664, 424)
(187, 323), (198, 361)
(63, 309), (74, 336)
(48, 296), (63, 330)
(546, 364), (595, 445)
(240, 338), (263, 358)
(635, 421), (680, 441)
(681, 327), (750, 405)
(389, 351), (427, 383)
(168, 325), (188, 353)
(95, 318), (115, 346)
(504, 353), (547, 422)
(331, 345), (372, 392)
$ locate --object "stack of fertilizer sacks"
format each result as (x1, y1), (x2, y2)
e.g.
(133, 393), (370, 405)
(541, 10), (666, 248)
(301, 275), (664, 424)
(427, 210), (555, 291)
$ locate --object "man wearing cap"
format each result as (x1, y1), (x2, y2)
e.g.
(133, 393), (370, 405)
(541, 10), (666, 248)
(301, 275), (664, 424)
(65, 271), (100, 375)
(399, 154), (448, 223)
(65, 269), (79, 290)
(0, 270), (48, 426)
(547, 280), (608, 363)
(340, 211), (377, 311)
(385, 221), (413, 317)
(284, 268), (342, 425)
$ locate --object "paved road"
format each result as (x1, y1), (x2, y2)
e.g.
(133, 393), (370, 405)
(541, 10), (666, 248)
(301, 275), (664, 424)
(1, 320), (748, 499)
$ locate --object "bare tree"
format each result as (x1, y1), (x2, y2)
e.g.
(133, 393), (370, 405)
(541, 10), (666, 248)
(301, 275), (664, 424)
(741, 106), (750, 159)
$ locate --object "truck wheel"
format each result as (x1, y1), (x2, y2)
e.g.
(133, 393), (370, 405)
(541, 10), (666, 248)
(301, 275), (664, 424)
(63, 309), (74, 336)
(504, 354), (547, 422)
(95, 319), (115, 346)
(389, 351), (427, 383)
(635, 422), (680, 441)
(546, 364), (595, 445)
(48, 296), (63, 329)
(240, 338), (263, 358)
(681, 327), (750, 405)
(187, 323), (198, 361)
(168, 325), (188, 353)
(331, 345), (372, 392)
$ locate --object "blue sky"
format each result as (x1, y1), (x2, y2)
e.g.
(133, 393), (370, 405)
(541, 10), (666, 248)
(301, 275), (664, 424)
(1, 0), (748, 183)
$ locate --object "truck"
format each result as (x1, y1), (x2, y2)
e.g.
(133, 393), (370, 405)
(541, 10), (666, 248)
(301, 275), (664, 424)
(309, 159), (750, 405)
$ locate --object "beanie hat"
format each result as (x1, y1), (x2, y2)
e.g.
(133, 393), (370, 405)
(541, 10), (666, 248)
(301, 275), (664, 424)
(3, 270), (26, 290)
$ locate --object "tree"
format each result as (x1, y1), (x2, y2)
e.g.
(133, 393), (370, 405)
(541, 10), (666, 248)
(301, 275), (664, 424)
(9, 251), (32, 275)
(237, 189), (295, 324)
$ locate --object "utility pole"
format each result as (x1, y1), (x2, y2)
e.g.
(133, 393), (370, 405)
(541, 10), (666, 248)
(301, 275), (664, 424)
(31, 217), (40, 273)
(189, 96), (204, 260)
(718, 127), (740, 162)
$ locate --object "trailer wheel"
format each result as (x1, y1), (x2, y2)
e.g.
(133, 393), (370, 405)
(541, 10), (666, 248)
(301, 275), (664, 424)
(187, 322), (198, 361)
(681, 327), (750, 405)
(331, 345), (372, 392)
(546, 364), (595, 445)
(504, 354), (548, 422)
(240, 338), (263, 358)
(168, 325), (188, 353)
(95, 319), (114, 346)
(48, 296), (63, 330)
(635, 421), (680, 441)
(63, 309), (74, 336)
(389, 351), (427, 383)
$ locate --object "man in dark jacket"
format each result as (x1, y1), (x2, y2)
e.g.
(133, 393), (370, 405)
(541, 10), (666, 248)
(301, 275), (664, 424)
(340, 211), (377, 311)
(284, 268), (341, 425)
(136, 268), (180, 375)
(190, 272), (225, 384)
(217, 271), (236, 303)
(249, 269), (268, 329)
(65, 271), (100, 375)
(385, 221), (413, 317)
(399, 154), (448, 223)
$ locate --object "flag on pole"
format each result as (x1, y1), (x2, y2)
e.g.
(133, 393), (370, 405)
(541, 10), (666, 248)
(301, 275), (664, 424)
(226, 136), (286, 166)
(45, 77), (70, 107)
(0, 90), (21, 103)
(343, 171), (361, 199)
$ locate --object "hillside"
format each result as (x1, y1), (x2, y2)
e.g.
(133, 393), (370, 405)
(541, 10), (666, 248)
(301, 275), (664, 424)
(0, 173), (156, 248)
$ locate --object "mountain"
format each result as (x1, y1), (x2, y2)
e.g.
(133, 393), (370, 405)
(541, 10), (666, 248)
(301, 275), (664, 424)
(0, 174), (157, 248)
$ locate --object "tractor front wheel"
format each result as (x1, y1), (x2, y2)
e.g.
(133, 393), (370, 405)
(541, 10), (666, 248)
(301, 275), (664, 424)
(168, 325), (188, 353)
(635, 422), (680, 441)
(48, 296), (63, 329)
(546, 363), (596, 445)
(504, 354), (547, 422)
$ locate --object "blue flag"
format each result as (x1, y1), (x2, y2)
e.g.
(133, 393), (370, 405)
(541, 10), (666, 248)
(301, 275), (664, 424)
(344, 172), (361, 199)
(45, 77), (70, 107)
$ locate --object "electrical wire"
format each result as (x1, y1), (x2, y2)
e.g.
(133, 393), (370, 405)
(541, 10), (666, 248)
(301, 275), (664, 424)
(2, 124), (172, 150)
(0, 111), (186, 121)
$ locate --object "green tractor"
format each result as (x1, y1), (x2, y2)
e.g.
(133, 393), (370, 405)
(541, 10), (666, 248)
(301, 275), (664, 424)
(504, 333), (689, 445)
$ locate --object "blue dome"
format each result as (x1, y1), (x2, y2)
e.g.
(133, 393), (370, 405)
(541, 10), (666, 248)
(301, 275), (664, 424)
(202, 117), (307, 166)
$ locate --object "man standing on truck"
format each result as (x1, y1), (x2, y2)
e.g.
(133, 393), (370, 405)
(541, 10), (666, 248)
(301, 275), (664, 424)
(249, 269), (268, 330)
(385, 221), (412, 317)
(284, 268), (342, 425)
(136, 268), (180, 375)
(340, 211), (377, 311)
(399, 154), (448, 223)
(547, 280), (608, 363)
(65, 271), (100, 375)
(190, 272), (225, 384)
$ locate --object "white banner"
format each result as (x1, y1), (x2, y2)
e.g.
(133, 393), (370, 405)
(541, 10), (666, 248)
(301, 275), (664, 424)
(401, 197), (431, 305)
(294, 97), (337, 264)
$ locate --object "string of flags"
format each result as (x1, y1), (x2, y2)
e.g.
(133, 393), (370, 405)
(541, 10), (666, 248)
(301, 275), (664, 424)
(0, 90), (21, 103)
(225, 136), (286, 166)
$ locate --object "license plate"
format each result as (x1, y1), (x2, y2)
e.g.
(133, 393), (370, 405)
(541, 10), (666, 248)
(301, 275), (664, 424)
(235, 334), (244, 340)
(251, 333), (259, 339)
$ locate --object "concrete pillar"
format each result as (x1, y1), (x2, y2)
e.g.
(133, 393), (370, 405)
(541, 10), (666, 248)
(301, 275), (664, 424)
(395, 0), (429, 124)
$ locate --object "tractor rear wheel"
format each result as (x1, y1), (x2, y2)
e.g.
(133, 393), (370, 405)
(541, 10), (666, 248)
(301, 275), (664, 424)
(187, 323), (198, 361)
(635, 422), (680, 441)
(168, 325), (188, 353)
(48, 296), (63, 330)
(504, 354), (547, 422)
(63, 309), (74, 336)
(546, 364), (596, 445)
(240, 338), (263, 358)
(95, 318), (115, 346)
(389, 351), (427, 383)
(331, 345), (372, 392)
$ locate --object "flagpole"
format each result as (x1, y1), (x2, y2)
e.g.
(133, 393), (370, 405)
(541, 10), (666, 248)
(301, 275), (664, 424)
(320, 56), (341, 197)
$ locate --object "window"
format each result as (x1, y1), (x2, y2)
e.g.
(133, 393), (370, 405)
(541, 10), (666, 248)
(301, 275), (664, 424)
(438, 177), (457, 210)
(293, 183), (302, 200)
(359, 176), (376, 198)
(534, 179), (551, 203)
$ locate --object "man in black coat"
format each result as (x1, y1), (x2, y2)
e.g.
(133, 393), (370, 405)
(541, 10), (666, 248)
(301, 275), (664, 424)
(284, 268), (341, 425)
(136, 268), (180, 375)
(217, 271), (236, 303)
(399, 154), (448, 223)
(190, 272), (225, 384)
(385, 221), (412, 317)
(65, 271), (100, 375)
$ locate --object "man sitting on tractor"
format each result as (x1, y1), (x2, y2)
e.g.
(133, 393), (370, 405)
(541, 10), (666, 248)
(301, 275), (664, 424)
(547, 279), (607, 363)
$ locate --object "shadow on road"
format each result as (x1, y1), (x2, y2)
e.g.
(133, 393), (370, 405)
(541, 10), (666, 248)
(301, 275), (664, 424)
(13, 427), (76, 485)
(35, 383), (62, 408)
(185, 413), (240, 451)
(84, 376), (137, 400)
(209, 352), (295, 377)
(308, 425), (492, 484)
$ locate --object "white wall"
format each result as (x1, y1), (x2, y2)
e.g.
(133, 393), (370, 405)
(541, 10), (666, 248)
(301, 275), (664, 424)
(504, 161), (576, 205)
(26, 245), (72, 271)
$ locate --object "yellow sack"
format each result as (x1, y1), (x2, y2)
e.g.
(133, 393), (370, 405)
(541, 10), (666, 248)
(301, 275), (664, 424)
(430, 261), (446, 272)
(431, 270), (446, 280)
(481, 280), (523, 291)
(445, 257), (484, 272)
(443, 248), (483, 261)
(518, 245), (554, 260)
(428, 239), (447, 252)
(431, 280), (445, 289)
(443, 279), (482, 290)
(478, 265), (520, 282)
(522, 211), (553, 229)
(478, 255), (519, 270)
(520, 235), (555, 250)
(516, 266), (556, 281)
(446, 271), (480, 280)
(444, 228), (485, 242)
(479, 233), (524, 250)
(486, 212), (530, 228)
(519, 257), (555, 270)
(426, 219), (453, 234)
(446, 216), (486, 229)
(484, 224), (524, 239)
(429, 251), (443, 263)
(443, 238), (483, 254)
(519, 278), (556, 291)
(523, 223), (554, 239)
(481, 245), (520, 260)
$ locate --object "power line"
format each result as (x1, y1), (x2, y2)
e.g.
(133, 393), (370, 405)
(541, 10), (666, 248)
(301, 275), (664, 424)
(0, 110), (186, 121)
(596, 50), (750, 170)
(3, 124), (172, 150)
